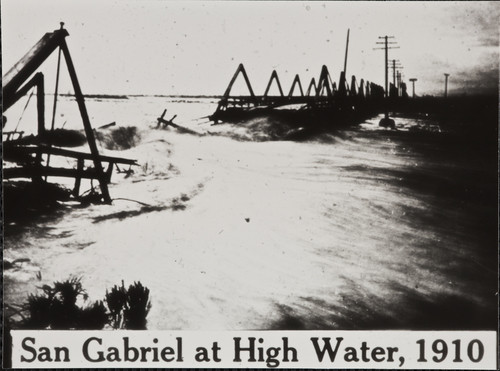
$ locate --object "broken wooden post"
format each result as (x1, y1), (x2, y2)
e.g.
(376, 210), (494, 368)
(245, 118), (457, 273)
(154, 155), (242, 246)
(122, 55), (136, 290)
(157, 109), (167, 128)
(105, 162), (114, 182)
(73, 158), (84, 196)
(157, 110), (177, 128)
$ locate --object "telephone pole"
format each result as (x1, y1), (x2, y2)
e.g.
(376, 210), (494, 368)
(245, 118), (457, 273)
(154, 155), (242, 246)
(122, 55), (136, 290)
(389, 59), (403, 86)
(343, 29), (350, 74)
(374, 36), (399, 98)
(444, 73), (450, 98)
(374, 36), (399, 127)
(409, 78), (417, 98)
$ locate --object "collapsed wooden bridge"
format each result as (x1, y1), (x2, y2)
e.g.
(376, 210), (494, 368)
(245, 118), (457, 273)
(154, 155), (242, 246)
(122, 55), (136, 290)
(2, 24), (137, 204)
(210, 63), (385, 124)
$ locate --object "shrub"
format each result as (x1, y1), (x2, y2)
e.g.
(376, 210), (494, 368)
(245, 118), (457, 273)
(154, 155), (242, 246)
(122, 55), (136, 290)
(124, 282), (151, 330)
(11, 277), (151, 330)
(105, 281), (152, 330)
(105, 281), (128, 329)
(25, 294), (52, 329)
(77, 301), (108, 330)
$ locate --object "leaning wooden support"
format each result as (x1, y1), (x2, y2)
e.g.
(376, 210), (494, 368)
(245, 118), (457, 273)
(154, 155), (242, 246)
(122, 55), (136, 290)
(288, 74), (304, 97)
(306, 78), (317, 96)
(222, 63), (256, 98)
(358, 79), (365, 98)
(350, 76), (357, 96)
(317, 65), (333, 97)
(337, 71), (347, 97)
(60, 38), (111, 204)
(263, 70), (284, 97)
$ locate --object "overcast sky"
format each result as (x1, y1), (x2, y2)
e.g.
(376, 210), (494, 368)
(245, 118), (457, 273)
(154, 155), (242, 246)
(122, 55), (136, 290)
(2, 1), (499, 96)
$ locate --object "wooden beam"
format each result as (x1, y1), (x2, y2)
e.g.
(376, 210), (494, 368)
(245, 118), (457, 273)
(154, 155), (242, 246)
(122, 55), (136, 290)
(4, 144), (138, 165)
(5, 166), (102, 180)
(2, 29), (69, 101)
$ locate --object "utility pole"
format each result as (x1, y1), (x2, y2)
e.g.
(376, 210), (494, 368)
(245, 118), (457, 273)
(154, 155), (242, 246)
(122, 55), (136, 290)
(374, 36), (399, 127)
(343, 29), (350, 74)
(388, 59), (402, 86)
(444, 73), (450, 98)
(409, 78), (417, 98)
(374, 36), (399, 98)
(393, 60), (396, 86)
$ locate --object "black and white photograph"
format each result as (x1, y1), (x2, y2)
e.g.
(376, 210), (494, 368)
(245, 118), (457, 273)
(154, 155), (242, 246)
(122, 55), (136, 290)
(2, 0), (499, 368)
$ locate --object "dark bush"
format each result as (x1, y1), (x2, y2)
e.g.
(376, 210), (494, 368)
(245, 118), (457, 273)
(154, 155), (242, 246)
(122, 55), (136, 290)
(105, 281), (128, 329)
(105, 281), (152, 330)
(49, 277), (85, 329)
(124, 282), (152, 330)
(25, 294), (52, 329)
(11, 277), (151, 330)
(77, 301), (109, 330)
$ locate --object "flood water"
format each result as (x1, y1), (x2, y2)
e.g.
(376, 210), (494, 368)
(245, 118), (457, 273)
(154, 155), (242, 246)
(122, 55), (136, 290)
(3, 96), (498, 330)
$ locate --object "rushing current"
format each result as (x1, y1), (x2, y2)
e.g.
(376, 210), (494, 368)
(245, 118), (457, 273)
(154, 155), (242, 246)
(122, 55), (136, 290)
(3, 96), (497, 330)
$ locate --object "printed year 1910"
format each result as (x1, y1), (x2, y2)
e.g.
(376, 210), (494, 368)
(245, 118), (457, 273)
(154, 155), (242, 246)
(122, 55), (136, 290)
(416, 339), (484, 364)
